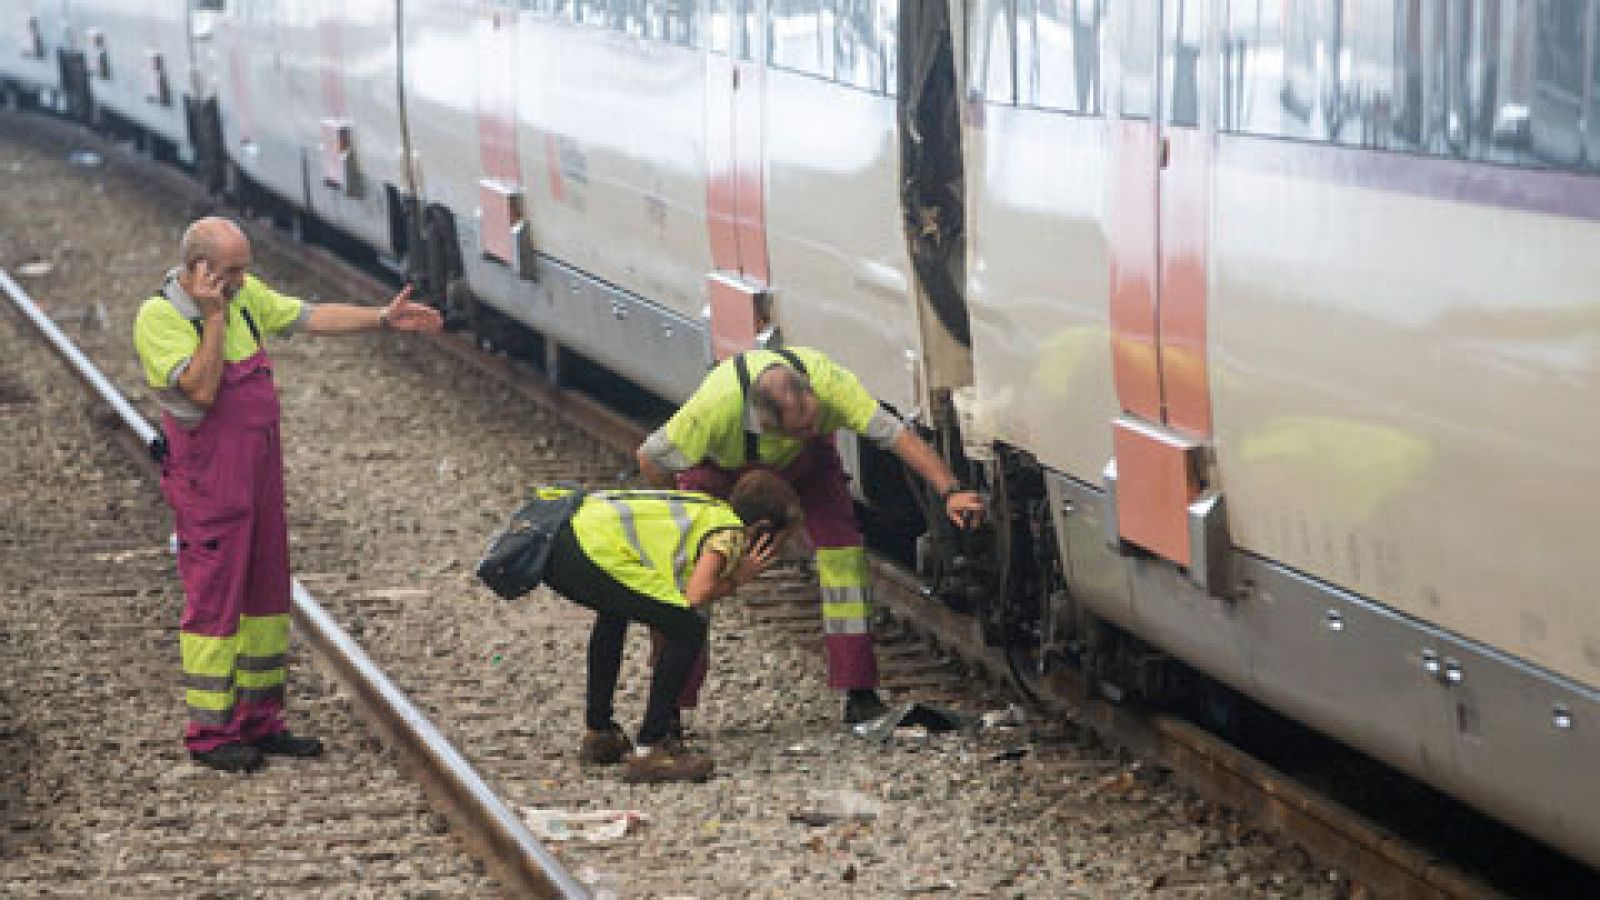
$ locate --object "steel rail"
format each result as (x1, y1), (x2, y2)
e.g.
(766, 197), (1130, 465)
(1, 268), (588, 900)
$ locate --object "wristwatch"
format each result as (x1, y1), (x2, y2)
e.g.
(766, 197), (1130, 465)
(940, 482), (966, 502)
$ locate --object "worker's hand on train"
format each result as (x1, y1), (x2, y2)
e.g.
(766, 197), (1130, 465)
(381, 284), (444, 332)
(733, 531), (779, 586)
(186, 259), (227, 320)
(946, 490), (986, 529)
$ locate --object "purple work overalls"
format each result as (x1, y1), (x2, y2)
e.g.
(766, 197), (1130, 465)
(675, 435), (879, 707)
(159, 347), (292, 752)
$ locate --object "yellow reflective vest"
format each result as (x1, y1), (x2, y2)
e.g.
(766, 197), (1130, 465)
(558, 488), (745, 607)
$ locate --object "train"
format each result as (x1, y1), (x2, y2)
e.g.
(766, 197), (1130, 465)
(6, 0), (1598, 873)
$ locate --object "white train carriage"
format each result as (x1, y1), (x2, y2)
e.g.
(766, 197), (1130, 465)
(399, 0), (955, 413)
(212, 0), (412, 257)
(960, 0), (1600, 871)
(1, 0), (76, 112)
(71, 0), (199, 161)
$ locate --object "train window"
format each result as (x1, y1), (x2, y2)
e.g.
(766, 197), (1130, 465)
(1591, 2), (1600, 169)
(1118, 0), (1158, 119)
(969, 0), (1016, 105)
(1530, 0), (1588, 167)
(22, 17), (44, 59)
(615, 0), (649, 37)
(653, 0), (699, 47)
(770, 0), (833, 79)
(1220, 0), (1338, 141)
(1032, 0), (1103, 115)
(708, 0), (734, 54)
(1014, 0), (1039, 105)
(1221, 0), (1600, 176)
(837, 0), (891, 92)
(1163, 0), (1201, 127)
(575, 0), (611, 27)
(708, 0), (758, 60)
(880, 0), (898, 95)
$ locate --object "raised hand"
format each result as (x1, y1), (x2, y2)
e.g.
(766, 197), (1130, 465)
(733, 531), (779, 586)
(382, 284), (443, 332)
(187, 259), (228, 320)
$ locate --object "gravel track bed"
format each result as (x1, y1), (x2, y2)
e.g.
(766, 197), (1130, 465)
(0, 113), (1345, 898)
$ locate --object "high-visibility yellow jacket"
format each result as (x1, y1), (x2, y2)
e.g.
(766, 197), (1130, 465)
(557, 488), (745, 607)
(642, 347), (903, 471)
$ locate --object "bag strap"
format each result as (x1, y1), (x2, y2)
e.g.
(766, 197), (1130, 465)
(734, 353), (758, 465)
(188, 306), (263, 351)
(733, 348), (806, 465)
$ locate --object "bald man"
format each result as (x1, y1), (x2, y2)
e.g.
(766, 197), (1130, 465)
(134, 217), (442, 772)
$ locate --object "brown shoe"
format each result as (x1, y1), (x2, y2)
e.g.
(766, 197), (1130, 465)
(578, 726), (634, 766)
(621, 739), (714, 784)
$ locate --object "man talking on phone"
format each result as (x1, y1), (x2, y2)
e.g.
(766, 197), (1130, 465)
(133, 216), (442, 772)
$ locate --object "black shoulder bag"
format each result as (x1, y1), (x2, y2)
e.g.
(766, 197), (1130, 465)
(476, 487), (586, 600)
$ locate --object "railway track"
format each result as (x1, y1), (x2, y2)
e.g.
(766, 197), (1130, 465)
(0, 269), (586, 897)
(0, 108), (1545, 897)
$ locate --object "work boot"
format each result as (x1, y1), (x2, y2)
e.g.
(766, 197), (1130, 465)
(665, 709), (693, 742)
(190, 742), (266, 773)
(621, 738), (714, 784)
(578, 725), (634, 766)
(253, 731), (324, 758)
(842, 689), (890, 726)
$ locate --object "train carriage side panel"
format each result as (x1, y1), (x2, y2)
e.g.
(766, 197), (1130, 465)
(75, 0), (193, 152)
(1199, 0), (1600, 868)
(400, 0), (478, 220)
(965, 0), (1600, 870)
(216, 0), (311, 208)
(297, 1), (408, 253)
(1, 0), (70, 104)
(763, 1), (923, 416)
(517, 8), (712, 326)
(1211, 0), (1600, 720)
(959, 0), (1119, 484)
(405, 1), (712, 402)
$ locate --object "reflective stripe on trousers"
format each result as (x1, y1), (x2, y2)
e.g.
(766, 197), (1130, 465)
(180, 614), (289, 724)
(673, 435), (880, 704)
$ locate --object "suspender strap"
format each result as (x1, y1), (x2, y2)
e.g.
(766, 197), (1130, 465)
(189, 306), (263, 350)
(734, 353), (758, 465)
(776, 347), (806, 376)
(733, 348), (808, 466)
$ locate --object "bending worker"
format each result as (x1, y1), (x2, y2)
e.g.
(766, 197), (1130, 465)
(637, 346), (985, 725)
(134, 217), (442, 773)
(545, 472), (803, 783)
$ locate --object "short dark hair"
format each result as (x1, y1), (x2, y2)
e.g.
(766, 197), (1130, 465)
(728, 470), (804, 536)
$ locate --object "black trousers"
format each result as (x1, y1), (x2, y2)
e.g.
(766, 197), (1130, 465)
(543, 524), (708, 745)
